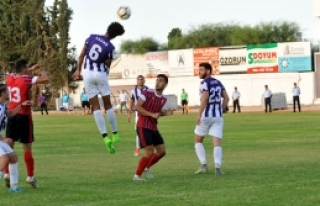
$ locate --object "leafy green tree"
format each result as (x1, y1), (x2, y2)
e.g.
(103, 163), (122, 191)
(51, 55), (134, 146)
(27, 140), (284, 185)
(120, 37), (160, 54)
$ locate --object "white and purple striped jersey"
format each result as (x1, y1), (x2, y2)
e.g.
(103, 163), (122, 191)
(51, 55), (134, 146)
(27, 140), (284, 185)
(0, 103), (7, 133)
(130, 85), (148, 105)
(199, 77), (225, 118)
(83, 34), (115, 73)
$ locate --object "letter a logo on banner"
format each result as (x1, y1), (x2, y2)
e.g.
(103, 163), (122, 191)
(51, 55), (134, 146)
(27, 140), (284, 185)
(177, 52), (185, 66)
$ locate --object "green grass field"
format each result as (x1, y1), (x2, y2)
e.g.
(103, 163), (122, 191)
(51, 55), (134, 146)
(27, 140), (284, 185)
(1, 111), (320, 206)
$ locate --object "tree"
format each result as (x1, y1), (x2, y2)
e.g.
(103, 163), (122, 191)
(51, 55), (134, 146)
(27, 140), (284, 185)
(120, 37), (161, 54)
(0, 0), (75, 106)
(167, 27), (182, 49)
(168, 21), (302, 50)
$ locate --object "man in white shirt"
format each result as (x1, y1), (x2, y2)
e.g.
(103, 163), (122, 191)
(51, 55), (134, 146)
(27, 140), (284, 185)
(292, 82), (301, 112)
(232, 87), (241, 113)
(263, 85), (272, 113)
(119, 90), (128, 114)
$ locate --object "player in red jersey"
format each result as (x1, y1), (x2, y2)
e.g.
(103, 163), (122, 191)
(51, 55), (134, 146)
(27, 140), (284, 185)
(132, 74), (173, 181)
(4, 59), (49, 189)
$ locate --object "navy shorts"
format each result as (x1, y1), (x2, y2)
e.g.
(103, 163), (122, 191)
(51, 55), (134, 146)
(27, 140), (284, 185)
(136, 127), (164, 148)
(6, 114), (34, 144)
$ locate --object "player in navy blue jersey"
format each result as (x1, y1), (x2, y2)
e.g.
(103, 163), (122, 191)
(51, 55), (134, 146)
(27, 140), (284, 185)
(193, 63), (229, 175)
(132, 74), (173, 181)
(73, 22), (125, 154)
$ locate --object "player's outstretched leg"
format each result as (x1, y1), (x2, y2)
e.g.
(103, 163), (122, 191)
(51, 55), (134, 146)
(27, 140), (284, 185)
(133, 145), (154, 181)
(102, 95), (120, 144)
(24, 147), (38, 188)
(90, 95), (115, 154)
(144, 144), (166, 179)
(213, 136), (223, 175)
(2, 151), (23, 193)
(194, 137), (208, 174)
(9, 162), (22, 193)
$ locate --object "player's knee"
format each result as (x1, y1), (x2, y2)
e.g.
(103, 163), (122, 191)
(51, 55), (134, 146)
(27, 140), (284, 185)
(8, 153), (18, 164)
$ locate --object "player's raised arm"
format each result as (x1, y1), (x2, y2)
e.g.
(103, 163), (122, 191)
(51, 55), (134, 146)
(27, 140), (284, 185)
(27, 64), (41, 73)
(135, 97), (159, 119)
(34, 71), (49, 84)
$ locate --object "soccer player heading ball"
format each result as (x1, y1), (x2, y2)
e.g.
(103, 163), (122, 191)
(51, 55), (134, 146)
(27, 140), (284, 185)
(132, 74), (173, 181)
(73, 22), (125, 154)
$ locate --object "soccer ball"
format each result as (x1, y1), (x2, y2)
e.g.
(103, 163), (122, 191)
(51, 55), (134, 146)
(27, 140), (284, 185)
(117, 6), (131, 20)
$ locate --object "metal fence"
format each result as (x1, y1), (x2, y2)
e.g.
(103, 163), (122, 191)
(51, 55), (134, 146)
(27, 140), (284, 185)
(261, 92), (288, 110)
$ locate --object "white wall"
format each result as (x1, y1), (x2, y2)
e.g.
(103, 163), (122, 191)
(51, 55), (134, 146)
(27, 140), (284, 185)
(69, 72), (315, 107)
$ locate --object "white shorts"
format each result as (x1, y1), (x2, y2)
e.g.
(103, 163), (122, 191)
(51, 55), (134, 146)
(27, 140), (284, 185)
(83, 69), (110, 99)
(0, 141), (13, 156)
(194, 117), (224, 138)
(63, 102), (69, 108)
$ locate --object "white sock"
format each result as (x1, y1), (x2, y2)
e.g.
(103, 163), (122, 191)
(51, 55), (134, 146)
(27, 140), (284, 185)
(93, 110), (107, 135)
(9, 163), (18, 186)
(214, 147), (222, 168)
(106, 108), (117, 132)
(136, 135), (140, 148)
(195, 143), (206, 164)
(0, 171), (3, 179)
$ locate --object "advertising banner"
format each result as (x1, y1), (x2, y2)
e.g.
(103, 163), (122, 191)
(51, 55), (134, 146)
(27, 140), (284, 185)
(277, 42), (312, 72)
(219, 47), (247, 73)
(247, 43), (279, 74)
(193, 47), (220, 75)
(168, 49), (194, 77)
(110, 55), (147, 79)
(145, 51), (169, 78)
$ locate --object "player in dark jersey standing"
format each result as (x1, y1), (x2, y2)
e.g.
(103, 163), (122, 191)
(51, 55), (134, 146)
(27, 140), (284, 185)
(73, 22), (125, 154)
(193, 63), (229, 175)
(5, 60), (49, 188)
(132, 74), (173, 181)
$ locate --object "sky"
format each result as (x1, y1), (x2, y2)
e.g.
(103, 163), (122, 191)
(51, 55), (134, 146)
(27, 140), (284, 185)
(45, 0), (320, 54)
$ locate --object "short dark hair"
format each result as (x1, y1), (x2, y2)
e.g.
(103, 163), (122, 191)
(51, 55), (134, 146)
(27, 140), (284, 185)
(137, 75), (145, 79)
(157, 74), (168, 84)
(199, 62), (212, 74)
(0, 83), (7, 95)
(15, 59), (28, 73)
(107, 22), (125, 39)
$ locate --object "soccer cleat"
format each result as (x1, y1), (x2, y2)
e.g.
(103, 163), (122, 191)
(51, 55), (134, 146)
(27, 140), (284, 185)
(9, 187), (22, 193)
(112, 133), (120, 144)
(4, 176), (10, 188)
(194, 166), (209, 175)
(133, 148), (140, 157)
(132, 175), (146, 181)
(144, 169), (154, 179)
(26, 177), (38, 189)
(215, 168), (224, 176)
(104, 137), (115, 154)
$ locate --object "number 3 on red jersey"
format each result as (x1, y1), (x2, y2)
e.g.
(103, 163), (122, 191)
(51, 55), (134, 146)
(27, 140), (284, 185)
(8, 86), (21, 103)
